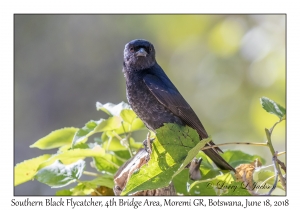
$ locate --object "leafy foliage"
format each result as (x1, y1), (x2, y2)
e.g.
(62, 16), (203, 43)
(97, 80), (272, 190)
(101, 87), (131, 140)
(260, 97), (286, 120)
(35, 160), (85, 188)
(14, 98), (285, 195)
(14, 154), (51, 186)
(121, 124), (211, 195)
(30, 128), (78, 150)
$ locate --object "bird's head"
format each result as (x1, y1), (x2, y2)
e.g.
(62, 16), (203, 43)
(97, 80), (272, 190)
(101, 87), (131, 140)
(123, 39), (156, 71)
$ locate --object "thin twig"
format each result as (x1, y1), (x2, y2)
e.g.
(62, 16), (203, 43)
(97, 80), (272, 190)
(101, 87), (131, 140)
(269, 121), (281, 135)
(276, 158), (286, 173)
(93, 189), (102, 196)
(201, 142), (268, 151)
(113, 131), (123, 141)
(112, 128), (133, 157)
(265, 152), (279, 195)
(256, 174), (275, 194)
(105, 159), (120, 169)
(121, 121), (133, 157)
(83, 171), (100, 177)
(105, 136), (113, 152)
(277, 151), (286, 156)
(113, 153), (129, 163)
(264, 119), (286, 191)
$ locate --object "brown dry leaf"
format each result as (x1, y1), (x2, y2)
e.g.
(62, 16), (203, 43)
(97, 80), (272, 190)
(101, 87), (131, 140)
(91, 186), (115, 196)
(235, 159), (262, 190)
(251, 158), (262, 168)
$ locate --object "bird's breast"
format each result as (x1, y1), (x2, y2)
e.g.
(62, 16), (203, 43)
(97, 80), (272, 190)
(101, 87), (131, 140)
(125, 71), (183, 131)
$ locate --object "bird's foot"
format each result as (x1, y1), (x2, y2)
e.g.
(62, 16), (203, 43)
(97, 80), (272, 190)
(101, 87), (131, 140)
(143, 132), (154, 155)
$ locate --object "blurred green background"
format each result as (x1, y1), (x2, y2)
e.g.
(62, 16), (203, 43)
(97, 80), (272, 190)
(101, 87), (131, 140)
(14, 15), (285, 195)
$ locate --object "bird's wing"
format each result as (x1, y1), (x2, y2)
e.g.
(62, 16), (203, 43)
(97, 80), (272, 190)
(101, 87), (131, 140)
(143, 73), (208, 139)
(143, 73), (236, 171)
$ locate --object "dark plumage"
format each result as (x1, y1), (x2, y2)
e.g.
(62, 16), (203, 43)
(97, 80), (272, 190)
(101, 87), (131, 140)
(123, 39), (235, 171)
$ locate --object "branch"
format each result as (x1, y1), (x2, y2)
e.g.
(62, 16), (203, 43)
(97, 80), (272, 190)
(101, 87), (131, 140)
(276, 158), (286, 173)
(83, 171), (100, 177)
(265, 152), (279, 195)
(264, 119), (286, 191)
(201, 142), (268, 151)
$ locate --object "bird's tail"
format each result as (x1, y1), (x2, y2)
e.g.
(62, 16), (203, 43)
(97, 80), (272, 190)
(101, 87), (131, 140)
(203, 147), (236, 172)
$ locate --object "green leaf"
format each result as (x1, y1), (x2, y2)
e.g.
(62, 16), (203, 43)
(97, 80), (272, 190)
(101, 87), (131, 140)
(200, 167), (221, 180)
(128, 137), (143, 150)
(96, 101), (130, 116)
(253, 169), (284, 190)
(210, 172), (235, 195)
(113, 150), (131, 160)
(93, 153), (123, 174)
(260, 97), (286, 119)
(172, 169), (190, 195)
(101, 136), (142, 151)
(70, 183), (95, 195)
(38, 147), (106, 169)
(35, 159), (85, 188)
(130, 118), (145, 131)
(221, 181), (252, 195)
(195, 152), (221, 179)
(55, 189), (72, 196)
(102, 136), (127, 151)
(189, 181), (217, 195)
(30, 127), (78, 150)
(196, 151), (215, 168)
(121, 123), (210, 195)
(55, 175), (114, 196)
(72, 117), (121, 147)
(72, 142), (90, 150)
(85, 174), (115, 189)
(174, 137), (212, 177)
(188, 172), (249, 196)
(221, 150), (265, 168)
(108, 120), (145, 135)
(58, 142), (90, 153)
(211, 173), (251, 195)
(120, 109), (137, 124)
(14, 154), (51, 186)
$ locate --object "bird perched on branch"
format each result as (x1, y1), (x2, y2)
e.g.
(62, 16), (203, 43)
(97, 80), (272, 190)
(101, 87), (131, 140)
(122, 39), (235, 172)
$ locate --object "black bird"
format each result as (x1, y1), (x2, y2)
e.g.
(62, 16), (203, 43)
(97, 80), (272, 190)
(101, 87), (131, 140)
(122, 39), (235, 171)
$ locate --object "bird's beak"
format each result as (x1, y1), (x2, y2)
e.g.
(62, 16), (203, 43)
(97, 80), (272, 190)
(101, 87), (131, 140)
(136, 48), (147, 57)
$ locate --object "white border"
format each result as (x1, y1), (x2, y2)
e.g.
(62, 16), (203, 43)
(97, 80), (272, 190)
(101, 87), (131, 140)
(2, 0), (299, 209)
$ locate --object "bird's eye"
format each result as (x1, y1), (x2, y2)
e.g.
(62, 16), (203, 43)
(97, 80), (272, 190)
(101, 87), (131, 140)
(130, 47), (134, 52)
(149, 47), (152, 52)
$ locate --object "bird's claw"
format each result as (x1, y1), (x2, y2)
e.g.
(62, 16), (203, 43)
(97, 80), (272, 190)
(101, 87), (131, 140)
(143, 132), (154, 154)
